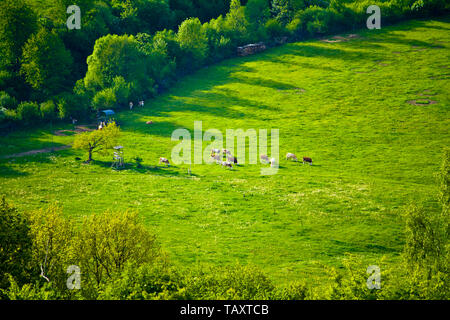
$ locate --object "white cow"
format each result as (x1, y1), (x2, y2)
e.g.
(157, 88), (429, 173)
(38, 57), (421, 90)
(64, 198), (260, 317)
(270, 158), (277, 168)
(260, 154), (270, 163)
(221, 161), (233, 169)
(159, 157), (170, 166)
(286, 153), (298, 161)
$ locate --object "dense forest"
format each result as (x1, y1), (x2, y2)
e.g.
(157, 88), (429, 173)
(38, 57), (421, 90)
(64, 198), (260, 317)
(0, 0), (448, 131)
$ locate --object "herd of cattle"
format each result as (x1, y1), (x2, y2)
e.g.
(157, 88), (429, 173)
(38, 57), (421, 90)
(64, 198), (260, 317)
(158, 150), (312, 170)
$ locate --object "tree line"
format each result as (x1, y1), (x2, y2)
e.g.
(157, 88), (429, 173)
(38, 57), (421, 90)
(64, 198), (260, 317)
(0, 0), (448, 130)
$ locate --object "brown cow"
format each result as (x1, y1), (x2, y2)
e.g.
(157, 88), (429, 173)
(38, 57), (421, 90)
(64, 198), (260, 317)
(302, 157), (313, 165)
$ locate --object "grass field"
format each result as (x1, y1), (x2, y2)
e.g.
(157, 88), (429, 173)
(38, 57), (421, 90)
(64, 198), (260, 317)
(1, 17), (449, 287)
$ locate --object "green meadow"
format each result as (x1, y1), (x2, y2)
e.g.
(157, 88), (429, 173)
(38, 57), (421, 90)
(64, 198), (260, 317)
(1, 18), (449, 286)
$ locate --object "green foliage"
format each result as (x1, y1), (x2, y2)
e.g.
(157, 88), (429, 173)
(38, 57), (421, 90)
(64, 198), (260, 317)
(57, 93), (89, 120)
(0, 197), (32, 294)
(40, 100), (57, 121)
(245, 0), (271, 26)
(20, 28), (73, 98)
(84, 34), (154, 97)
(265, 18), (288, 39)
(26, 204), (76, 295)
(16, 101), (40, 126)
(3, 275), (56, 300)
(0, 91), (18, 109)
(73, 121), (120, 162)
(324, 254), (385, 300)
(176, 18), (209, 71)
(224, 0), (249, 45)
(0, 0), (37, 68)
(76, 210), (161, 287)
(273, 280), (310, 300)
(98, 263), (185, 300)
(183, 264), (275, 299)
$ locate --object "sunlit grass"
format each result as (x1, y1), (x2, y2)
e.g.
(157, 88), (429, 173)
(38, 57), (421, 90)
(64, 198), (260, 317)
(1, 17), (449, 287)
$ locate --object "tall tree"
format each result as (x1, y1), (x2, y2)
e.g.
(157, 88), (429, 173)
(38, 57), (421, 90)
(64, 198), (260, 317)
(20, 28), (74, 99)
(0, 0), (37, 69)
(0, 197), (33, 293)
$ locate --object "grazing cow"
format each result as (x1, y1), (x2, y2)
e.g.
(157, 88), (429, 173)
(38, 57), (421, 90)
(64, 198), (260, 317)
(227, 155), (238, 164)
(221, 161), (233, 169)
(146, 120), (153, 125)
(270, 158), (277, 168)
(260, 154), (270, 163)
(211, 153), (221, 163)
(286, 153), (298, 161)
(302, 157), (313, 165)
(159, 157), (170, 166)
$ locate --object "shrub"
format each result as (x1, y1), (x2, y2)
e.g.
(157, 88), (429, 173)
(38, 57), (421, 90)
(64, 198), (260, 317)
(0, 197), (33, 295)
(26, 204), (76, 296)
(76, 210), (161, 288)
(57, 93), (89, 120)
(98, 263), (185, 300)
(40, 100), (57, 121)
(183, 264), (275, 299)
(16, 101), (40, 126)
(0, 91), (18, 109)
(92, 87), (117, 111)
(176, 18), (209, 72)
(274, 281), (310, 300)
(265, 18), (288, 39)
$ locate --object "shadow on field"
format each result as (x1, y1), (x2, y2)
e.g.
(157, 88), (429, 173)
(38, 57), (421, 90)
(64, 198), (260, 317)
(89, 160), (193, 177)
(0, 164), (29, 177)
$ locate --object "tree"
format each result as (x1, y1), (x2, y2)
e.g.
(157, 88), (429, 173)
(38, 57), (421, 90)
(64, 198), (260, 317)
(84, 34), (153, 96)
(16, 101), (41, 126)
(27, 204), (75, 295)
(0, 0), (37, 69)
(76, 210), (161, 286)
(176, 18), (209, 72)
(245, 0), (270, 26)
(224, 0), (249, 45)
(73, 122), (120, 163)
(0, 197), (33, 293)
(20, 28), (73, 98)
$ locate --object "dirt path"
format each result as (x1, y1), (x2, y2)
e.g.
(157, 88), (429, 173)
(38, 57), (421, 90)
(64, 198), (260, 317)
(1, 145), (71, 159)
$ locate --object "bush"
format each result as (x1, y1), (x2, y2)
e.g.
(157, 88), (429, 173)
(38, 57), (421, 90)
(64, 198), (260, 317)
(176, 18), (209, 72)
(76, 210), (161, 288)
(0, 197), (33, 295)
(40, 100), (57, 121)
(57, 93), (89, 120)
(0, 91), (18, 109)
(98, 263), (185, 300)
(16, 101), (40, 126)
(183, 264), (275, 299)
(265, 18), (288, 40)
(92, 87), (116, 111)
(26, 204), (76, 296)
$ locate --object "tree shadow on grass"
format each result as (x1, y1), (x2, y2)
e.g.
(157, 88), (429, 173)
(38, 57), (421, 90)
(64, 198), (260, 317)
(89, 160), (195, 178)
(0, 164), (29, 177)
